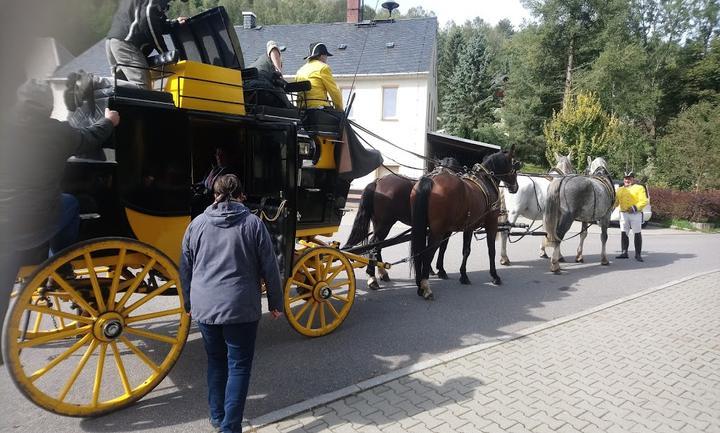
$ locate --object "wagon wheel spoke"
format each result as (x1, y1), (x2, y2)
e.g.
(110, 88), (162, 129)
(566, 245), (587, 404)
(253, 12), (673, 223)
(53, 295), (68, 329)
(25, 304), (93, 325)
(305, 302), (319, 328)
(124, 326), (178, 345)
(319, 302), (326, 328)
(115, 258), (157, 310)
(122, 280), (175, 316)
(325, 301), (340, 319)
(107, 248), (127, 310)
(58, 339), (98, 402)
(18, 325), (92, 349)
(92, 343), (108, 406)
(84, 252), (106, 312)
(125, 307), (183, 324)
(29, 333), (93, 383)
(320, 255), (333, 280)
(51, 272), (99, 318)
(31, 309), (43, 334)
(120, 336), (161, 373)
(300, 263), (316, 285)
(294, 280), (313, 291)
(293, 298), (313, 321)
(314, 255), (322, 281)
(330, 279), (351, 289)
(331, 293), (350, 303)
(110, 341), (132, 396)
(325, 265), (344, 285)
(288, 292), (312, 304)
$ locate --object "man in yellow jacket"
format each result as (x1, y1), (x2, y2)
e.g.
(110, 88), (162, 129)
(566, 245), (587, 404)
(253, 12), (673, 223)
(295, 42), (343, 110)
(614, 171), (648, 261)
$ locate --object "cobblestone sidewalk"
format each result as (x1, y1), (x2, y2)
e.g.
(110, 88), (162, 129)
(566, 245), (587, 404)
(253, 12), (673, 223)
(252, 271), (720, 433)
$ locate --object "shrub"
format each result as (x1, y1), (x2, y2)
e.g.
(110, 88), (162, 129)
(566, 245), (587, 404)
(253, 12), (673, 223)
(650, 187), (720, 223)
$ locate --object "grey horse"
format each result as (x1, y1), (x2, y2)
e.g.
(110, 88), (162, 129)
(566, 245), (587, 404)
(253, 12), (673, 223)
(543, 156), (615, 273)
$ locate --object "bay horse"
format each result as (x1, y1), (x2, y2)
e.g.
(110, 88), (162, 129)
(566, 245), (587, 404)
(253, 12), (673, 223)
(410, 147), (519, 300)
(499, 152), (576, 266)
(344, 158), (462, 290)
(544, 157), (615, 273)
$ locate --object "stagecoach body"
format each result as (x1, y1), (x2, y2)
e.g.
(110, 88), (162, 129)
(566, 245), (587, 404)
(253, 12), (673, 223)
(4, 7), (376, 417)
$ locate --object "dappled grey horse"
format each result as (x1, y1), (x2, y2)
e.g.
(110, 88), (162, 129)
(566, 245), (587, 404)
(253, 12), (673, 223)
(500, 152), (575, 266)
(543, 157), (615, 273)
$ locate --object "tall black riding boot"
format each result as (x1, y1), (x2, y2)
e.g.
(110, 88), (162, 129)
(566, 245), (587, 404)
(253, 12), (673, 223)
(634, 233), (644, 262)
(616, 232), (629, 258)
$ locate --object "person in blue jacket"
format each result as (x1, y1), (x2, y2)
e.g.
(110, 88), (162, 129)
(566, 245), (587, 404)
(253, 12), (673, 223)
(180, 173), (283, 433)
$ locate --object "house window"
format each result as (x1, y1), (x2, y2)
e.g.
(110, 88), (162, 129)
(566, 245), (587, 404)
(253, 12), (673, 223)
(382, 86), (398, 120)
(341, 88), (355, 118)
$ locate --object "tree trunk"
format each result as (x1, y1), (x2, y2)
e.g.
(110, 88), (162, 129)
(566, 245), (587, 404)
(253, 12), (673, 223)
(563, 36), (575, 105)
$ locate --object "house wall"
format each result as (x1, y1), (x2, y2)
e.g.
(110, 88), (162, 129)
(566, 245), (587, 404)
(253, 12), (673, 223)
(334, 72), (432, 189)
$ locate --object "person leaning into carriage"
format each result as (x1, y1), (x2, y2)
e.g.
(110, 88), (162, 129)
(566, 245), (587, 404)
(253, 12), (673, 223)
(0, 79), (120, 364)
(614, 171), (648, 262)
(180, 174), (283, 433)
(106, 0), (188, 88)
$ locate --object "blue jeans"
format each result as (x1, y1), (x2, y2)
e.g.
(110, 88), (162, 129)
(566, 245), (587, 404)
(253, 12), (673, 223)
(198, 321), (259, 433)
(49, 194), (80, 256)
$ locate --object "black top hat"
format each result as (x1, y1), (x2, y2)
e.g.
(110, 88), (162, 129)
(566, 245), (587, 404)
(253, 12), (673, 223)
(305, 42), (333, 60)
(623, 171), (635, 178)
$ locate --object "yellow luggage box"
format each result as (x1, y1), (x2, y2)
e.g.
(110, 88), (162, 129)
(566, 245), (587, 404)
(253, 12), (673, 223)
(163, 60), (245, 115)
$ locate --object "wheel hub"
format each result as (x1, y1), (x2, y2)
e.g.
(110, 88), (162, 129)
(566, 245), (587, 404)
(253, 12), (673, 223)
(313, 282), (332, 301)
(93, 312), (125, 342)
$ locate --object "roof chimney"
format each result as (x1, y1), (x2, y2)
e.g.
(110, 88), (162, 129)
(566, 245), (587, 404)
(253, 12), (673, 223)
(347, 0), (361, 23)
(242, 11), (257, 29)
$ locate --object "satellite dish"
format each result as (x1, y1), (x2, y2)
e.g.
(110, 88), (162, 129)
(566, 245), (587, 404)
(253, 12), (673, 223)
(381, 1), (400, 18)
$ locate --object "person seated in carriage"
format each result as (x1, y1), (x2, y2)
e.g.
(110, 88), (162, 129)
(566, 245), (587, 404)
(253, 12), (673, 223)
(244, 40), (294, 110)
(294, 42), (343, 111)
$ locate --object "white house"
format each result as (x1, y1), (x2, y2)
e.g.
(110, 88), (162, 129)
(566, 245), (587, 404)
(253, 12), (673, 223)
(52, 3), (439, 189)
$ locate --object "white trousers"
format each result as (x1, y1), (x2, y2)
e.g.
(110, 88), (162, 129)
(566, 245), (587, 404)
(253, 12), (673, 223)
(619, 211), (642, 233)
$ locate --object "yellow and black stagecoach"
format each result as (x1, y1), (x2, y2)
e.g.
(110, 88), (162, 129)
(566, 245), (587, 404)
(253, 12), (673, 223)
(3, 7), (388, 416)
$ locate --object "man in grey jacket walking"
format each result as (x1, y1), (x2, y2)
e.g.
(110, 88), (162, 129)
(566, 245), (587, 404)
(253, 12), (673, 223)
(180, 174), (283, 433)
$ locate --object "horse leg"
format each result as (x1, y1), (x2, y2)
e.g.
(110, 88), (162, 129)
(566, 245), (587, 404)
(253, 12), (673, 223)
(459, 230), (473, 285)
(376, 249), (390, 281)
(576, 222), (588, 263)
(435, 233), (450, 279)
(500, 212), (516, 266)
(487, 228), (501, 285)
(420, 233), (441, 300)
(600, 218), (610, 265)
(368, 225), (392, 289)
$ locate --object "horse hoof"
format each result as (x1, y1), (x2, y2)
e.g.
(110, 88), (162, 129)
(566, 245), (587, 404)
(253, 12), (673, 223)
(552, 269), (561, 275)
(424, 292), (434, 301)
(492, 278), (502, 285)
(380, 274), (390, 282)
(540, 253), (548, 259)
(500, 258), (510, 266)
(576, 257), (584, 263)
(417, 288), (424, 297)
(437, 271), (449, 280)
(459, 276), (471, 285)
(601, 260), (610, 266)
(429, 269), (436, 276)
(558, 257), (566, 263)
(369, 281), (380, 290)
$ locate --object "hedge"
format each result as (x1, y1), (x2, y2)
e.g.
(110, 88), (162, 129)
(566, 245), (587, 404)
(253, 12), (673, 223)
(650, 188), (720, 223)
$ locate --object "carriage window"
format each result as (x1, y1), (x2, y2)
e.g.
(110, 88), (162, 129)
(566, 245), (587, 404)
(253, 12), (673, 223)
(341, 88), (355, 118)
(382, 86), (398, 120)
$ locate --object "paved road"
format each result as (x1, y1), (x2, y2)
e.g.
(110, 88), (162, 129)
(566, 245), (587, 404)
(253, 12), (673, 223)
(255, 270), (720, 433)
(0, 214), (718, 432)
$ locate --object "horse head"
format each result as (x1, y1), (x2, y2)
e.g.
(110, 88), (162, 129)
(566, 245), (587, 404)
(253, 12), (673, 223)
(587, 156), (610, 176)
(552, 151), (575, 175)
(483, 144), (519, 193)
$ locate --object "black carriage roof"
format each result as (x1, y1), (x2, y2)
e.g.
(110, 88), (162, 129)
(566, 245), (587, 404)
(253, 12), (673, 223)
(55, 18), (437, 79)
(426, 132), (501, 168)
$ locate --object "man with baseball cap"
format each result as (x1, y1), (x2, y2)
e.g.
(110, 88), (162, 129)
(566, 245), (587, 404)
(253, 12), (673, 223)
(250, 40), (283, 75)
(295, 42), (343, 110)
(106, 0), (188, 88)
(614, 171), (648, 261)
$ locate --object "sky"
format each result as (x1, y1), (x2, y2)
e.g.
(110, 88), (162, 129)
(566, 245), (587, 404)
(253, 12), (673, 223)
(388, 0), (533, 28)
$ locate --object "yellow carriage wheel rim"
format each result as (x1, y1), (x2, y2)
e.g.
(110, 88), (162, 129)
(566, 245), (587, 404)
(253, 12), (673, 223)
(3, 237), (190, 417)
(284, 247), (355, 337)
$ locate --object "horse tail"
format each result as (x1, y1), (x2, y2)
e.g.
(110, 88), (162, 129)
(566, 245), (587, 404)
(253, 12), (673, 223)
(544, 178), (562, 245)
(345, 180), (376, 247)
(411, 176), (433, 276)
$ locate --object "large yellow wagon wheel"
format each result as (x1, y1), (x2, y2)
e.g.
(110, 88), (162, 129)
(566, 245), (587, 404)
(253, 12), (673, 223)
(284, 247), (355, 337)
(3, 238), (190, 417)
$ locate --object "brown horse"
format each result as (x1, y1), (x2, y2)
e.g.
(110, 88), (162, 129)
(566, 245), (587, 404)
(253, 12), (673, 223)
(410, 147), (519, 300)
(345, 158), (461, 290)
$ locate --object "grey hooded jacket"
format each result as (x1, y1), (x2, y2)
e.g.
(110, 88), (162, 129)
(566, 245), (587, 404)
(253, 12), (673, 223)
(180, 200), (283, 324)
